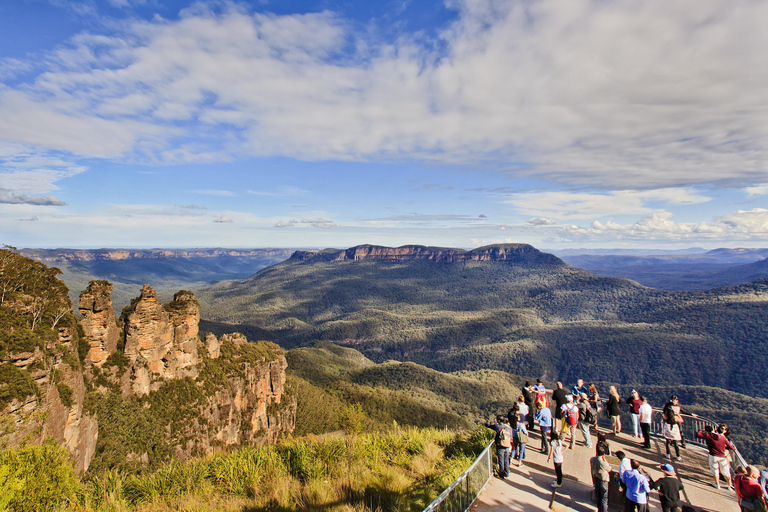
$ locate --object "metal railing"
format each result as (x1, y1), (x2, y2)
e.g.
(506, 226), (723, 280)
(596, 400), (748, 470)
(422, 439), (494, 512)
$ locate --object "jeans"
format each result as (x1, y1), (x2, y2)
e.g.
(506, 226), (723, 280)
(579, 421), (592, 447)
(666, 439), (680, 458)
(593, 477), (609, 512)
(496, 446), (511, 477)
(541, 427), (551, 454)
(641, 422), (651, 448)
(554, 462), (563, 485)
(630, 413), (640, 437)
(514, 441), (526, 461)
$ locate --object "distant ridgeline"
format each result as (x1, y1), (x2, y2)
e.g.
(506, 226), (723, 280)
(198, 242), (768, 407)
(0, 247), (296, 476)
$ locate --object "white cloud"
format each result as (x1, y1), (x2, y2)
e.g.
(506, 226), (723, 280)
(301, 218), (336, 229)
(0, 188), (66, 206)
(557, 208), (768, 242)
(506, 188), (711, 220)
(744, 184), (768, 197)
(528, 217), (555, 226)
(214, 215), (233, 223)
(0, 0), (764, 190)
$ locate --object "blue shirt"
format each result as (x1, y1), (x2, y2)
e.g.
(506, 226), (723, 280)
(621, 469), (651, 504)
(571, 385), (589, 398)
(536, 407), (552, 428)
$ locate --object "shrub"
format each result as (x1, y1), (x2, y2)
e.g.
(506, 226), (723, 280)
(0, 441), (80, 511)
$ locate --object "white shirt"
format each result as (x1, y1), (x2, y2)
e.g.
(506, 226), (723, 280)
(518, 403), (529, 417)
(639, 403), (653, 424)
(619, 457), (632, 477)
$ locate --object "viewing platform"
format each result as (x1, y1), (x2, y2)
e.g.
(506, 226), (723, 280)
(472, 428), (740, 512)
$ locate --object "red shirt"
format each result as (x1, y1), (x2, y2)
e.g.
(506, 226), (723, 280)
(695, 431), (735, 458)
(737, 477), (764, 500)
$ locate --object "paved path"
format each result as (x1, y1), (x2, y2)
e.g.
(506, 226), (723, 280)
(472, 428), (741, 512)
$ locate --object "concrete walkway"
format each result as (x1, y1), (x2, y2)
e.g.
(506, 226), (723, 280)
(472, 428), (741, 512)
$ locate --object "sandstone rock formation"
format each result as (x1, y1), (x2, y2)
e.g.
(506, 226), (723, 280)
(79, 281), (120, 367)
(122, 285), (200, 395)
(291, 243), (565, 266)
(2, 327), (98, 474)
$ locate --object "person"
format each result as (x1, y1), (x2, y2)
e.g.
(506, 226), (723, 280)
(596, 432), (611, 456)
(534, 378), (546, 394)
(552, 382), (569, 430)
(591, 445), (611, 512)
(662, 396), (685, 460)
(736, 466), (768, 512)
(571, 378), (589, 399)
(536, 403), (553, 455)
(696, 424), (736, 489)
(760, 468), (768, 500)
(638, 397), (653, 449)
(608, 386), (622, 435)
(561, 395), (579, 449)
(576, 393), (594, 448)
(534, 380), (549, 412)
(516, 394), (530, 426)
(588, 383), (601, 413)
(626, 389), (643, 438)
(483, 415), (514, 478)
(510, 412), (528, 466)
(522, 382), (535, 430)
(653, 464), (684, 512)
(547, 430), (565, 488)
(621, 459), (652, 512)
(663, 395), (697, 450)
(615, 450), (631, 479)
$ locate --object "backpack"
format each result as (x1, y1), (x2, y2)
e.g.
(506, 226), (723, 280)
(567, 405), (579, 426)
(584, 405), (597, 425)
(498, 425), (512, 448)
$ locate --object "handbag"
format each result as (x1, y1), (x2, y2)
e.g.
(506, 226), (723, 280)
(517, 430), (529, 444)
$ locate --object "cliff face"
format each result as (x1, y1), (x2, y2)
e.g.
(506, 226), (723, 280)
(2, 327), (98, 475)
(291, 243), (565, 266)
(79, 281), (120, 367)
(78, 283), (295, 463)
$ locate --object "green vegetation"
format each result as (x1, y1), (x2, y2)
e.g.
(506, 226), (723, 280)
(1, 426), (491, 512)
(0, 441), (80, 511)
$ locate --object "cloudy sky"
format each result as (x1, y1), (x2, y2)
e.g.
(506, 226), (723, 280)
(1, 0), (767, 250)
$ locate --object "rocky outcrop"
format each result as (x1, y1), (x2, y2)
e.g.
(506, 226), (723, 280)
(291, 243), (565, 266)
(122, 286), (200, 395)
(1, 327), (98, 475)
(79, 281), (120, 367)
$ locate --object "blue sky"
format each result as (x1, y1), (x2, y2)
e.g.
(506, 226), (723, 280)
(1, 0), (767, 250)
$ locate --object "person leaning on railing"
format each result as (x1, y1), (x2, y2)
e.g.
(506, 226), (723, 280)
(735, 466), (768, 512)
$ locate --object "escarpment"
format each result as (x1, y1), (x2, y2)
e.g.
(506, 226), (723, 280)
(79, 283), (296, 463)
(3, 248), (295, 477)
(291, 243), (565, 266)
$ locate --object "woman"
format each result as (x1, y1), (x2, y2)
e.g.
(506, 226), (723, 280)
(608, 386), (622, 435)
(588, 383), (600, 412)
(511, 413), (528, 466)
(516, 395), (529, 426)
(547, 430), (565, 488)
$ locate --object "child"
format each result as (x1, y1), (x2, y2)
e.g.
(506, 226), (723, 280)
(547, 430), (565, 488)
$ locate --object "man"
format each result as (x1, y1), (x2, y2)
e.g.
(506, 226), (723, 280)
(522, 381), (535, 430)
(483, 415), (513, 478)
(590, 445), (611, 512)
(653, 464), (684, 512)
(576, 393), (594, 448)
(695, 424), (736, 489)
(621, 459), (652, 512)
(536, 404), (553, 455)
(736, 466), (768, 512)
(552, 382), (569, 429)
(626, 389), (643, 438)
(638, 397), (653, 449)
(571, 379), (589, 399)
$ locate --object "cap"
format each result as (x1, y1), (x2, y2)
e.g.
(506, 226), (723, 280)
(566, 395), (574, 402)
(660, 464), (675, 474)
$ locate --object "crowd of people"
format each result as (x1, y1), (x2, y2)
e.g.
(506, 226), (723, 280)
(482, 379), (768, 512)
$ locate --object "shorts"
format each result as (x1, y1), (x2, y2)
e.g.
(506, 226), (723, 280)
(708, 455), (730, 477)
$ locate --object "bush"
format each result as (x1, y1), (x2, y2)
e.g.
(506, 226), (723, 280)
(0, 441), (80, 511)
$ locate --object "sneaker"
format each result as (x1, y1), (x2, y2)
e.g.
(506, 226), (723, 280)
(729, 485), (735, 491)
(711, 483), (720, 489)
(551, 482), (562, 488)
(676, 456), (682, 461)
(664, 454), (671, 459)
